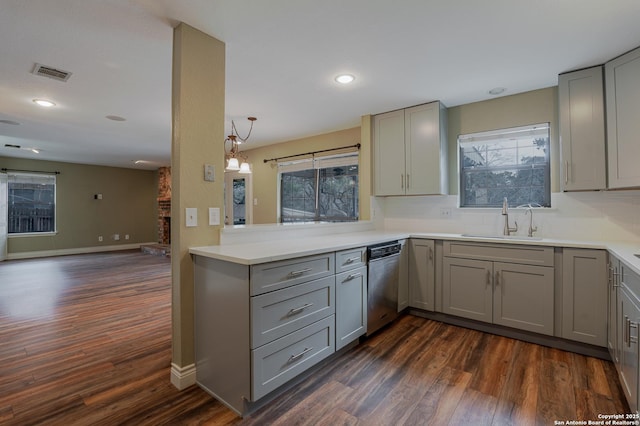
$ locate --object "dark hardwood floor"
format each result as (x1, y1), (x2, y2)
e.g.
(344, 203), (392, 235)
(0, 250), (629, 425)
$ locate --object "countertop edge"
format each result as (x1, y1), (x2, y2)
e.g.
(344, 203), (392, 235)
(189, 231), (640, 275)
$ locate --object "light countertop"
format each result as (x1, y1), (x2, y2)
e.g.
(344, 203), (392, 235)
(189, 230), (640, 275)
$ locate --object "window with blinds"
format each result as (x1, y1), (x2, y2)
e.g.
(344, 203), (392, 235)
(458, 123), (551, 208)
(278, 153), (359, 223)
(7, 173), (56, 234)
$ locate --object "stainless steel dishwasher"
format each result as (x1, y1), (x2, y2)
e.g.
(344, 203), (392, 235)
(366, 240), (401, 335)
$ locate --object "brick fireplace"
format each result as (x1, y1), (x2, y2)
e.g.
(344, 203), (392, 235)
(157, 166), (171, 245)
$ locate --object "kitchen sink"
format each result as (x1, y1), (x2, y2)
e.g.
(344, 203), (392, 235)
(460, 234), (543, 241)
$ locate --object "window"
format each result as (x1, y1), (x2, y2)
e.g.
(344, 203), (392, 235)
(459, 123), (550, 208)
(279, 153), (359, 222)
(8, 173), (56, 234)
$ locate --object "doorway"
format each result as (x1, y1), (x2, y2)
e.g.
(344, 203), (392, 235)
(224, 171), (252, 226)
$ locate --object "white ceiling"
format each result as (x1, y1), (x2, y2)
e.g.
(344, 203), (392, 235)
(1, 0), (640, 170)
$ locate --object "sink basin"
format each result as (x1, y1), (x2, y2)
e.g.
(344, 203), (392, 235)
(460, 234), (543, 241)
(635, 254), (640, 259)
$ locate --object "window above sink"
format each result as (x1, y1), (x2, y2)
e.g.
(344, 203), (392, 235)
(458, 123), (551, 208)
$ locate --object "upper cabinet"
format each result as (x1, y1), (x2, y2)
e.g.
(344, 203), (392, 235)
(373, 101), (448, 196)
(606, 46), (640, 189)
(558, 66), (607, 191)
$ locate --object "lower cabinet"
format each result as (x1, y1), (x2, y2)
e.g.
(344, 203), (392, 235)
(442, 257), (492, 322)
(561, 249), (608, 346)
(493, 262), (554, 334)
(618, 286), (640, 413)
(609, 258), (620, 364)
(408, 239), (435, 311)
(613, 257), (640, 413)
(442, 258), (554, 335)
(335, 266), (367, 350)
(441, 241), (554, 336)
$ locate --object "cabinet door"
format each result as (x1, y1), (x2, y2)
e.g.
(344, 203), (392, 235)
(561, 249), (607, 346)
(558, 67), (606, 191)
(335, 266), (367, 350)
(398, 239), (410, 311)
(606, 47), (640, 189)
(408, 239), (435, 311)
(442, 257), (492, 322)
(609, 258), (620, 364)
(493, 262), (554, 335)
(618, 288), (639, 413)
(404, 102), (447, 195)
(373, 109), (406, 195)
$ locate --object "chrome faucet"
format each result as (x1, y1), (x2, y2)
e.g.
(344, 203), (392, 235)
(501, 197), (517, 236)
(525, 206), (538, 237)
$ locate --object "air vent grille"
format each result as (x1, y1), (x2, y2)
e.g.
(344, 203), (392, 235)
(32, 63), (72, 82)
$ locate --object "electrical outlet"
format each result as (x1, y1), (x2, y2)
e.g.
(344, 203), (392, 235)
(440, 208), (452, 219)
(125, 234), (130, 240)
(98, 236), (103, 242)
(113, 234), (120, 241)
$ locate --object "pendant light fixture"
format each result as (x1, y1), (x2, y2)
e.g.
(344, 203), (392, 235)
(224, 116), (256, 173)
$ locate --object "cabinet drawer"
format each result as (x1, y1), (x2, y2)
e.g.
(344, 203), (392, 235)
(251, 276), (335, 348)
(251, 316), (335, 401)
(444, 241), (553, 267)
(335, 247), (366, 273)
(251, 253), (335, 296)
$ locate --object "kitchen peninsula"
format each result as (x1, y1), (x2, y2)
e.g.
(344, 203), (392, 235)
(191, 221), (640, 415)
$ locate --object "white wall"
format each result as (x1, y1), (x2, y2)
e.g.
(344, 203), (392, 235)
(380, 190), (640, 243)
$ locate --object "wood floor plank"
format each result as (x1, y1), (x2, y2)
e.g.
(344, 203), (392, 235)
(0, 250), (630, 425)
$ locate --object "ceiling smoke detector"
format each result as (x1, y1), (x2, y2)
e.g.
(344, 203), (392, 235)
(32, 63), (72, 82)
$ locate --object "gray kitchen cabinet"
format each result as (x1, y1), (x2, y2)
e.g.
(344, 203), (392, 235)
(373, 101), (448, 196)
(335, 265), (367, 350)
(606, 46), (640, 189)
(561, 249), (607, 346)
(609, 257), (621, 365)
(558, 66), (607, 191)
(408, 238), (435, 311)
(442, 241), (554, 335)
(398, 239), (410, 311)
(194, 252), (338, 415)
(618, 286), (639, 413)
(493, 262), (554, 335)
(442, 257), (493, 322)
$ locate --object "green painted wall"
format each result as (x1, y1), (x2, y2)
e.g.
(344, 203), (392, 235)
(1, 156), (157, 254)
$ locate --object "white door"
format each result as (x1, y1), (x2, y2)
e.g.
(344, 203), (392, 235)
(224, 171), (252, 225)
(0, 173), (7, 261)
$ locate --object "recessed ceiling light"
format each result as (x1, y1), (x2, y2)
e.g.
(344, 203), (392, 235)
(335, 74), (355, 84)
(106, 115), (126, 122)
(33, 98), (56, 107)
(488, 87), (506, 95)
(0, 119), (20, 125)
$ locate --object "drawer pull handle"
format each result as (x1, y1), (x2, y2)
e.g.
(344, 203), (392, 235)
(288, 347), (313, 363)
(287, 303), (314, 316)
(345, 272), (363, 281)
(345, 256), (361, 264)
(288, 268), (312, 278)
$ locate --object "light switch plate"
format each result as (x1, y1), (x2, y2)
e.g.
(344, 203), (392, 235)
(186, 208), (198, 227)
(209, 207), (220, 226)
(204, 164), (215, 182)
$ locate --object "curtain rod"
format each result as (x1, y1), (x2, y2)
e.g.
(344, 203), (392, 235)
(1, 168), (60, 175)
(263, 143), (361, 164)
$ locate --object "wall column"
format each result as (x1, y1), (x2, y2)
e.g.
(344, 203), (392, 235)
(170, 23), (225, 389)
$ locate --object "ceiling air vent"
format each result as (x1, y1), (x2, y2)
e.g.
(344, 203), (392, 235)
(32, 63), (72, 82)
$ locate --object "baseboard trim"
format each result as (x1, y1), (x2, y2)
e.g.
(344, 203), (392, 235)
(170, 362), (196, 390)
(6, 242), (157, 260)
